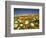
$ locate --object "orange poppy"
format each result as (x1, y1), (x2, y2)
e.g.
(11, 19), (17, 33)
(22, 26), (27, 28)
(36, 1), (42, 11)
(19, 16), (25, 20)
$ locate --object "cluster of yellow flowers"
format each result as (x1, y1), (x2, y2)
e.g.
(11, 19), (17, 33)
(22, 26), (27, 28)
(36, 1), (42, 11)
(14, 14), (39, 30)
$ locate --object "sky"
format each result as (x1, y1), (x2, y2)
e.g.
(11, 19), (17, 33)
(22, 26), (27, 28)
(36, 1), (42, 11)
(14, 8), (39, 15)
